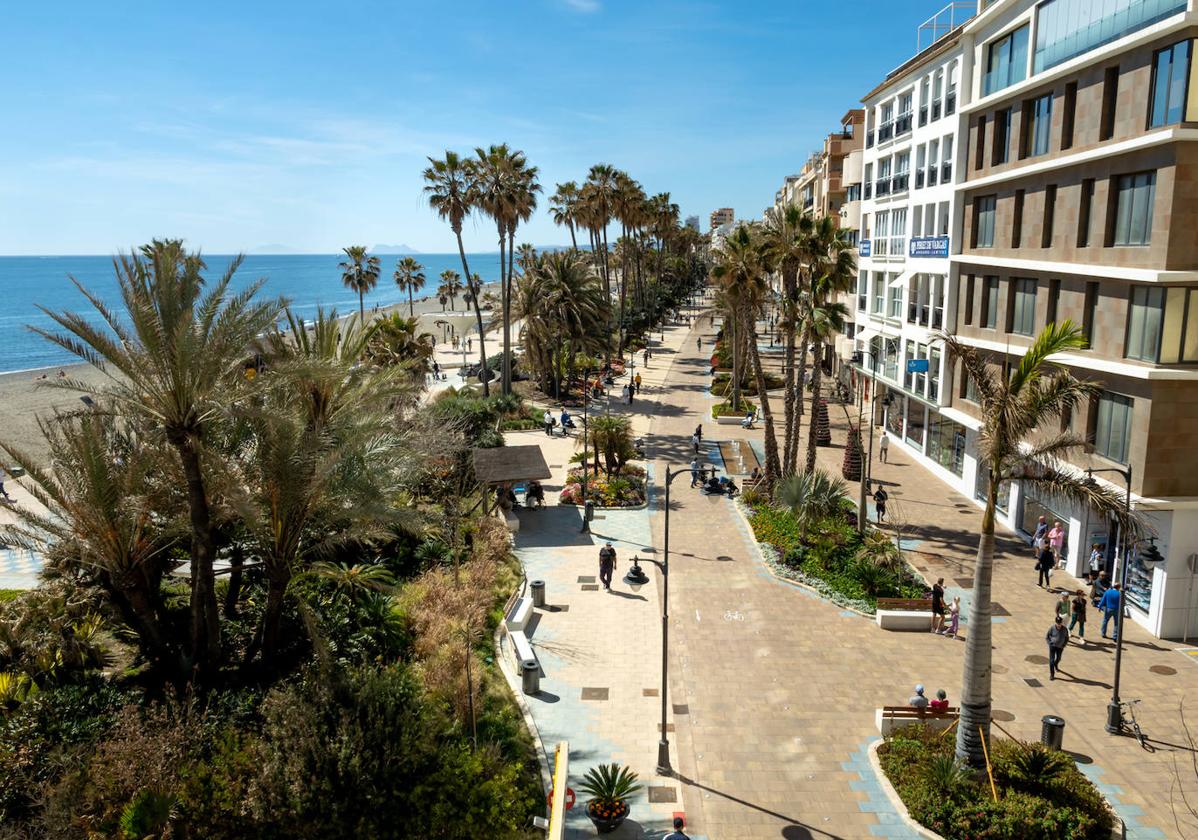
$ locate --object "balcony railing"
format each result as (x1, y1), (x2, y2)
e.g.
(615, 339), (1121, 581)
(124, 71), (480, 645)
(932, 101), (942, 121)
(941, 161), (952, 183)
(892, 174), (909, 193)
(875, 179), (891, 197)
(915, 170), (925, 189)
(878, 123), (894, 142)
(866, 130), (875, 148)
(919, 105), (928, 127)
(895, 114), (912, 135)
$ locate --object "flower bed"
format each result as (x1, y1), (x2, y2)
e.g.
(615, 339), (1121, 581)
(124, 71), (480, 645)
(878, 724), (1115, 840)
(711, 372), (783, 397)
(559, 465), (647, 507)
(745, 501), (925, 613)
(711, 400), (756, 419)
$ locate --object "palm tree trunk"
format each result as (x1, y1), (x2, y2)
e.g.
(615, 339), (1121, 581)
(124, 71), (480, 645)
(261, 571), (289, 661)
(748, 315), (781, 485)
(453, 226), (489, 396)
(498, 226), (510, 395)
(568, 222), (577, 250)
(730, 311), (741, 412)
(805, 338), (826, 473)
(359, 289), (365, 320)
(957, 496), (997, 768)
(224, 543), (244, 619)
(408, 288), (414, 318)
(173, 433), (221, 676)
(507, 228), (518, 393)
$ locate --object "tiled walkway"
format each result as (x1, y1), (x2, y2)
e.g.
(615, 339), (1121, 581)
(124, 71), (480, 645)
(510, 302), (1191, 838)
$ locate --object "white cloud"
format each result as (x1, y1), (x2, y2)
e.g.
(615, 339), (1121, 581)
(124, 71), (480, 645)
(562, 0), (601, 12)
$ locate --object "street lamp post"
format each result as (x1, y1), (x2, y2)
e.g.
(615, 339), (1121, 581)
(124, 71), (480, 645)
(625, 462), (717, 776)
(581, 368), (591, 533)
(1087, 466), (1133, 734)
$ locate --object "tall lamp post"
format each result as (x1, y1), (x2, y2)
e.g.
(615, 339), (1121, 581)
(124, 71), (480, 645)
(625, 462), (717, 776)
(1084, 466), (1164, 734)
(581, 368), (591, 533)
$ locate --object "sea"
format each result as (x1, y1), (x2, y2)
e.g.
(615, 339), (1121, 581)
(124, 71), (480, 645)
(0, 253), (505, 374)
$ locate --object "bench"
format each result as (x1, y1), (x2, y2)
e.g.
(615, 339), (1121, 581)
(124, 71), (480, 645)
(875, 598), (934, 631)
(509, 628), (536, 668)
(876, 705), (960, 737)
(506, 596), (533, 632)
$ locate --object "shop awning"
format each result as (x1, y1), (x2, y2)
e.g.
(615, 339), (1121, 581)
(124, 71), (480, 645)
(888, 270), (914, 289)
(854, 328), (879, 343)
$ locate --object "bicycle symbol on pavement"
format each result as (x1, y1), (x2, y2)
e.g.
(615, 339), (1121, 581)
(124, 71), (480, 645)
(723, 610), (745, 622)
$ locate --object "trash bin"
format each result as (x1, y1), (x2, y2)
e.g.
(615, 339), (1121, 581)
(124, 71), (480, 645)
(1041, 715), (1066, 750)
(584, 500), (595, 522)
(521, 659), (540, 695)
(530, 580), (546, 608)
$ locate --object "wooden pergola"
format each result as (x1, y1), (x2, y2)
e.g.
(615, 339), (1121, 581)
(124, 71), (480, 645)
(472, 445), (552, 487)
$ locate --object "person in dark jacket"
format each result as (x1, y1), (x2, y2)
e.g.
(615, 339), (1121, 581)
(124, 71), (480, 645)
(1046, 616), (1069, 680)
(1036, 544), (1055, 588)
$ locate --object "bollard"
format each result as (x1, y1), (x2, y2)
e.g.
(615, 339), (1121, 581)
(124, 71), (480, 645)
(530, 579), (546, 608)
(521, 659), (540, 695)
(1041, 715), (1066, 751)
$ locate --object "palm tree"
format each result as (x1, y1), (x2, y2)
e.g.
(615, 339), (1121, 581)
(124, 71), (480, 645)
(505, 157), (541, 389)
(550, 181), (581, 249)
(393, 257), (426, 317)
(339, 245), (381, 319)
(424, 151), (490, 395)
(776, 468), (849, 542)
(947, 320), (1142, 768)
(712, 224), (781, 484)
(31, 240), (284, 676)
(470, 145), (521, 394)
(585, 164), (619, 359)
(438, 269), (463, 311)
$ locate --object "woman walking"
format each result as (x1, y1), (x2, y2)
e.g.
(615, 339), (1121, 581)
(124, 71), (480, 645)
(946, 597), (961, 639)
(1048, 521), (1066, 568)
(1069, 589), (1087, 645)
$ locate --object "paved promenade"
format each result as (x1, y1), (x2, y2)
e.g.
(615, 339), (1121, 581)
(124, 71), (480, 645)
(507, 304), (1193, 838)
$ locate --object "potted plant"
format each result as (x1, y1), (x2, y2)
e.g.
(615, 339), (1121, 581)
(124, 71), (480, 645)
(578, 762), (641, 834)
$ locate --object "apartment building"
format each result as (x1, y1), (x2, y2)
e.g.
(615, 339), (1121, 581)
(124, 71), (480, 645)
(772, 111), (866, 224)
(949, 0), (1198, 638)
(850, 27), (969, 499)
(709, 207), (735, 231)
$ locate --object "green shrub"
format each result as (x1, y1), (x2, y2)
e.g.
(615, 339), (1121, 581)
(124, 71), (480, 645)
(712, 400), (756, 418)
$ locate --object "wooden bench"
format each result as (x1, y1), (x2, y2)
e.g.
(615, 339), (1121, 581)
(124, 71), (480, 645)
(506, 596), (533, 632)
(875, 597), (934, 631)
(876, 705), (960, 736)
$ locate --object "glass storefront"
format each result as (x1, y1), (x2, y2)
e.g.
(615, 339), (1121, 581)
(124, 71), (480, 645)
(1124, 544), (1155, 613)
(906, 400), (926, 448)
(886, 396), (905, 438)
(926, 410), (966, 477)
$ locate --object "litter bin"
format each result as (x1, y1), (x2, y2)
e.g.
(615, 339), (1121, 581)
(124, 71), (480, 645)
(1041, 715), (1066, 751)
(530, 579), (546, 608)
(584, 500), (595, 522)
(521, 659), (540, 695)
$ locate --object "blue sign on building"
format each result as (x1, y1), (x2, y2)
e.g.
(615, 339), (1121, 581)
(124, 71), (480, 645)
(908, 235), (950, 258)
(859, 239), (872, 257)
(906, 359), (930, 373)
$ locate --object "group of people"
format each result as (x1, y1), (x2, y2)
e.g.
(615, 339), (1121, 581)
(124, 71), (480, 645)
(542, 408), (578, 437)
(1037, 549), (1125, 680)
(1031, 516), (1068, 585)
(929, 578), (960, 639)
(908, 684), (951, 712)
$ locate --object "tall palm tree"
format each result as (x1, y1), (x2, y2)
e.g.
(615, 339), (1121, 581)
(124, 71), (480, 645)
(424, 151), (490, 395)
(437, 269), (463, 311)
(712, 224), (781, 484)
(393, 256), (426, 317)
(339, 245), (381, 319)
(550, 181), (581, 249)
(505, 156), (541, 387)
(946, 321), (1141, 768)
(31, 240), (284, 676)
(585, 164), (619, 358)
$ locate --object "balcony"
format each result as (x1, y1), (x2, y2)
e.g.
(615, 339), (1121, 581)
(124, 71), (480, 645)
(915, 170), (925, 189)
(919, 105), (928, 127)
(927, 166), (938, 187)
(878, 122), (894, 143)
(875, 179), (891, 197)
(895, 114), (912, 136)
(891, 174), (909, 193)
(932, 101), (942, 121)
(866, 130), (875, 148)
(941, 161), (952, 183)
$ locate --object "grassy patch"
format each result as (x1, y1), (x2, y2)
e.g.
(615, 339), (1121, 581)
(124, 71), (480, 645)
(712, 400), (756, 419)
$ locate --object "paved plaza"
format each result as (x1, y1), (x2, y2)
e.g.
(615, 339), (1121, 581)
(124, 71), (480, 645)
(505, 305), (1197, 839)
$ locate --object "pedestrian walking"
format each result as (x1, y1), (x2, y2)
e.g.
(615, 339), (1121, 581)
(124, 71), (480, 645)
(543, 409), (555, 436)
(432, 360), (440, 378)
(1036, 543), (1054, 588)
(1048, 521), (1066, 568)
(621, 383), (629, 402)
(691, 433), (701, 455)
(1031, 515), (1048, 558)
(598, 542), (617, 590)
(697, 337), (702, 351)
(1099, 582), (1122, 639)
(690, 458), (700, 487)
(1046, 615), (1069, 680)
(694, 424), (703, 442)
(1090, 570), (1109, 606)
(626, 383), (634, 405)
(1056, 592), (1072, 623)
(947, 597), (960, 639)
(1069, 589), (1087, 643)
(643, 349), (650, 366)
(873, 486), (888, 523)
(634, 372), (642, 394)
(878, 430), (890, 463)
(1088, 543), (1103, 578)
(664, 816), (690, 840)
(0, 467), (11, 503)
(931, 578), (946, 634)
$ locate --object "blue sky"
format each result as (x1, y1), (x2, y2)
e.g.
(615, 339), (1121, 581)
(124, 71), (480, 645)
(1, 0), (949, 254)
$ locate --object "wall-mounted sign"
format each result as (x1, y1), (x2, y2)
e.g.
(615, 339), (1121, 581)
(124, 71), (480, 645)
(909, 235), (950, 258)
(906, 359), (930, 373)
(859, 239), (872, 257)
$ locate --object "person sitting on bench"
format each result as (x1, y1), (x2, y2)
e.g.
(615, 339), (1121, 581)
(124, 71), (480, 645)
(525, 481), (545, 510)
(741, 410), (755, 429)
(704, 476), (723, 494)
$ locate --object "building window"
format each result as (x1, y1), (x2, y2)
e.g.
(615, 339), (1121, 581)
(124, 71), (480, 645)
(874, 210), (889, 255)
(858, 270), (868, 312)
(1150, 40), (1192, 128)
(975, 116), (987, 170)
(1100, 66), (1119, 141)
(872, 272), (886, 314)
(1042, 184), (1057, 248)
(928, 347), (942, 402)
(1111, 172), (1156, 246)
(903, 339), (916, 390)
(1125, 286), (1165, 361)
(964, 275), (975, 326)
(926, 410), (965, 477)
(974, 195), (997, 248)
(1011, 189), (1025, 248)
(890, 208), (907, 256)
(1083, 281), (1099, 346)
(982, 276), (1000, 329)
(1078, 178), (1095, 247)
(1029, 93), (1053, 156)
(984, 25), (1029, 96)
(992, 108), (1011, 166)
(1062, 82), (1077, 150)
(1092, 392), (1133, 464)
(1034, 0), (1187, 73)
(1009, 278), (1037, 336)
(1047, 278), (1061, 325)
(887, 275), (903, 318)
